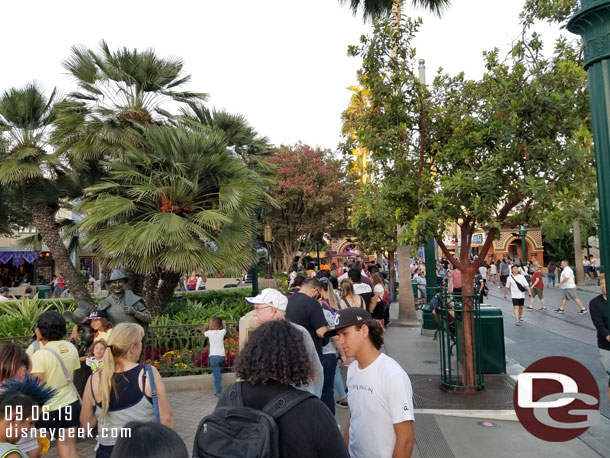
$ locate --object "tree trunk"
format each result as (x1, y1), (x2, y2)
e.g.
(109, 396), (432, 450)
(126, 269), (145, 296)
(459, 264), (478, 391)
(396, 226), (418, 325)
(143, 270), (180, 317)
(573, 219), (585, 285)
(29, 202), (94, 306)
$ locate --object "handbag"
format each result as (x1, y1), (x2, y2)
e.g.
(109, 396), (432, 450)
(510, 275), (527, 292)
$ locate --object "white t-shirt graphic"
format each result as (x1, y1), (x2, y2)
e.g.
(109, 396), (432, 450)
(347, 353), (414, 458)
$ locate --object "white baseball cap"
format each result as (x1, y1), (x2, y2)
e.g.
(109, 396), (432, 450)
(245, 288), (288, 312)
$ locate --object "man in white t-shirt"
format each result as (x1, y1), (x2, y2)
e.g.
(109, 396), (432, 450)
(326, 308), (415, 458)
(555, 260), (587, 314)
(504, 265), (532, 326)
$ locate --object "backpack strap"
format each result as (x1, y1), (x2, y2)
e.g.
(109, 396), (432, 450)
(226, 381), (244, 407)
(262, 389), (315, 420)
(145, 364), (161, 422)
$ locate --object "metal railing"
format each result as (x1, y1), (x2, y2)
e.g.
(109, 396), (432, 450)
(437, 287), (484, 391)
(0, 323), (239, 378)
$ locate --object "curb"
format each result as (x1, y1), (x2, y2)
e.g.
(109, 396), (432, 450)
(162, 372), (236, 393)
(415, 408), (518, 421)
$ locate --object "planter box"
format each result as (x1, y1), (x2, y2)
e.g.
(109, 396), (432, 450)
(162, 372), (237, 393)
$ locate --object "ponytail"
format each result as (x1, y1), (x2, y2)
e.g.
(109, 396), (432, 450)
(98, 323), (144, 421)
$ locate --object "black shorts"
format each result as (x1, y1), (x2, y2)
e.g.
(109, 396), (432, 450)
(512, 298), (525, 307)
(35, 400), (81, 431)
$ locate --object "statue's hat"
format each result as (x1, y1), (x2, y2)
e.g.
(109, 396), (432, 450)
(108, 269), (128, 282)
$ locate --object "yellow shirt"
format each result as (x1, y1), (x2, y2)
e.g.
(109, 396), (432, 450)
(27, 340), (80, 411)
(94, 329), (112, 343)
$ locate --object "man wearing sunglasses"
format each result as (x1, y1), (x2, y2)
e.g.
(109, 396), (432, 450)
(246, 288), (322, 394)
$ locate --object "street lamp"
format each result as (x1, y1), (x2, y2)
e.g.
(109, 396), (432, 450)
(264, 225), (273, 279)
(569, 2), (610, 277)
(518, 224), (528, 266)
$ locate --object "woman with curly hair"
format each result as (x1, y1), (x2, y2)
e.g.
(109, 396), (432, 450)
(215, 320), (348, 458)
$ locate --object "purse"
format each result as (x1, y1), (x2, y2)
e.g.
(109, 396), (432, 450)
(510, 275), (527, 292)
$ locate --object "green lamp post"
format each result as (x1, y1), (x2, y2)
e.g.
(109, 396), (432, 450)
(518, 224), (528, 266)
(568, 1), (610, 276)
(568, 1), (610, 334)
(424, 236), (437, 302)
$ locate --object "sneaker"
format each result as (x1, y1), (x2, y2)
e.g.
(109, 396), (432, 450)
(578, 309), (588, 315)
(541, 307), (548, 311)
(515, 321), (520, 326)
(214, 392), (222, 397)
(519, 317), (524, 321)
(336, 399), (349, 409)
(555, 308), (565, 314)
(526, 306), (533, 310)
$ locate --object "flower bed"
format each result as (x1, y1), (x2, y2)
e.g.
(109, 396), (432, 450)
(143, 323), (239, 377)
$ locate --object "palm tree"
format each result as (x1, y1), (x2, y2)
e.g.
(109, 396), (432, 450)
(340, 0), (450, 22)
(178, 102), (271, 169)
(53, 41), (210, 294)
(53, 40), (207, 164)
(0, 83), (94, 304)
(77, 125), (267, 314)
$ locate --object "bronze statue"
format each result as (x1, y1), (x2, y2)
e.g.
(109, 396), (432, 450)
(98, 269), (152, 329)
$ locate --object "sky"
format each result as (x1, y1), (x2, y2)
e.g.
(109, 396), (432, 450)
(0, 0), (567, 151)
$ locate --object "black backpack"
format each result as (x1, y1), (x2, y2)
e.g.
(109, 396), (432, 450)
(193, 382), (314, 458)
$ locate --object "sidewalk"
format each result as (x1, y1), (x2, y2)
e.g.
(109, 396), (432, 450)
(44, 300), (608, 458)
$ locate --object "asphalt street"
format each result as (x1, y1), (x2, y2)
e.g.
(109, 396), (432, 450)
(484, 277), (610, 419)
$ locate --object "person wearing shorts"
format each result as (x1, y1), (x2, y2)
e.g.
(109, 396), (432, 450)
(555, 260), (587, 314)
(504, 265), (531, 326)
(528, 265), (547, 311)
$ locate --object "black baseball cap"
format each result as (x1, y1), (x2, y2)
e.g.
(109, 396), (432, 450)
(88, 310), (108, 320)
(324, 307), (372, 337)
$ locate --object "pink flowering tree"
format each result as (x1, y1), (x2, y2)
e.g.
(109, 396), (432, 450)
(266, 144), (352, 271)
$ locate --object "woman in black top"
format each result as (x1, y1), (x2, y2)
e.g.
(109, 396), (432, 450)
(215, 320), (348, 458)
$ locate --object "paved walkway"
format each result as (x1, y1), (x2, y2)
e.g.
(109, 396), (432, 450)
(45, 295), (609, 457)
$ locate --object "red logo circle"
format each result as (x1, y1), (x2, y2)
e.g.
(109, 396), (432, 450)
(513, 356), (600, 442)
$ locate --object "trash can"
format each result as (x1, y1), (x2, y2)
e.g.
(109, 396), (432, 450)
(422, 307), (436, 335)
(478, 306), (506, 373)
(411, 280), (418, 299)
(36, 285), (51, 299)
(455, 306), (506, 374)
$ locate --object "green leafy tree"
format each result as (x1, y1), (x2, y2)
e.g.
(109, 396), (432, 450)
(265, 144), (352, 271)
(0, 83), (94, 304)
(77, 125), (267, 315)
(350, 184), (398, 289)
(347, 15), (591, 387)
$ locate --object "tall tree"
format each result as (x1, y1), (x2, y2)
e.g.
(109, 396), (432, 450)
(340, 0), (450, 21)
(77, 125), (266, 315)
(0, 83), (94, 304)
(346, 15), (591, 387)
(265, 144), (352, 271)
(53, 41), (208, 293)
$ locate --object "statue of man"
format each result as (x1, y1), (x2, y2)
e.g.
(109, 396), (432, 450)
(98, 269), (152, 329)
